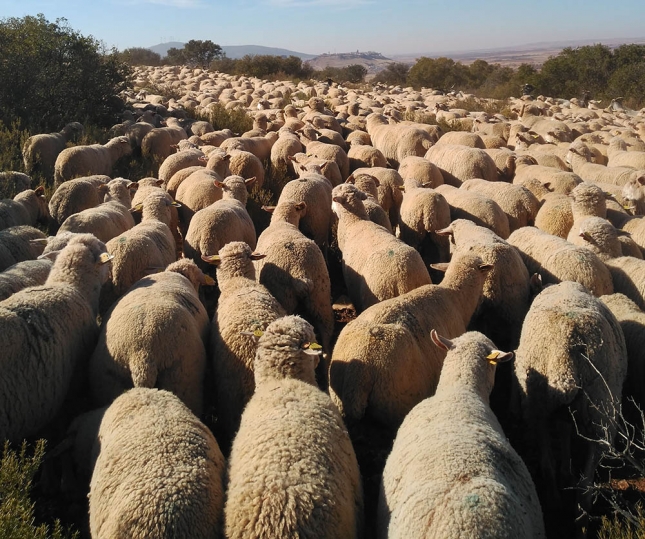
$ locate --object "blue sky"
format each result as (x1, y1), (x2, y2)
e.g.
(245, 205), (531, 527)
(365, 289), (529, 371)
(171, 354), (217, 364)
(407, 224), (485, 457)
(1, 0), (644, 56)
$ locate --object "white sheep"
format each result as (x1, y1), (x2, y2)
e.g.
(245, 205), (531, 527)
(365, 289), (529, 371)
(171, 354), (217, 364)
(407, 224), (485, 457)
(57, 178), (136, 243)
(225, 315), (363, 539)
(47, 175), (111, 233)
(89, 258), (211, 416)
(0, 187), (50, 232)
(22, 122), (84, 181)
(332, 182), (431, 312)
(329, 250), (491, 429)
(378, 330), (545, 539)
(366, 112), (434, 167)
(0, 259), (52, 302)
(205, 241), (286, 448)
(89, 388), (226, 538)
(0, 235), (112, 442)
(514, 281), (627, 534)
(53, 136), (132, 185)
(0, 225), (47, 271)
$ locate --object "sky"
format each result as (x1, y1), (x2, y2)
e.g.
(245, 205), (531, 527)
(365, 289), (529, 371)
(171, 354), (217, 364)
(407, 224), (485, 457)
(1, 0), (645, 57)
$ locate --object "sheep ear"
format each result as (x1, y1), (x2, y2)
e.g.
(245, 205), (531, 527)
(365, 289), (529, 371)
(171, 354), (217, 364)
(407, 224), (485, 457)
(98, 252), (114, 265)
(303, 342), (323, 356)
(155, 179), (164, 186)
(202, 274), (216, 286)
(429, 262), (449, 272)
(245, 177), (257, 188)
(201, 254), (221, 266)
(295, 202), (307, 211)
(261, 205), (276, 213)
(430, 329), (454, 351)
(616, 229), (632, 237)
(38, 250), (60, 262)
(130, 203), (143, 213)
(478, 263), (494, 273)
(486, 350), (514, 365)
(638, 176), (645, 186)
(198, 155), (208, 163)
(435, 226), (453, 237)
(98, 184), (109, 192)
(128, 182), (139, 190)
(332, 195), (345, 204)
(170, 201), (181, 208)
(214, 179), (225, 189)
(250, 252), (266, 261)
(357, 191), (369, 200)
(530, 273), (543, 295)
(35, 186), (45, 196)
(346, 174), (355, 184)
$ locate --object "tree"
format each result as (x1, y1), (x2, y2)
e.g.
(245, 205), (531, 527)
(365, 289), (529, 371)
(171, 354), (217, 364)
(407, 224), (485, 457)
(118, 47), (161, 66)
(373, 62), (410, 86)
(344, 64), (368, 83)
(164, 46), (186, 65)
(407, 57), (468, 91)
(183, 40), (223, 67)
(0, 14), (131, 132)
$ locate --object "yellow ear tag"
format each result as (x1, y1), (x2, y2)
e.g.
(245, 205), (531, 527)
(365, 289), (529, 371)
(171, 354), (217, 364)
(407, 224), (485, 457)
(203, 275), (216, 286)
(99, 252), (114, 264)
(304, 342), (322, 350)
(486, 351), (500, 364)
(253, 329), (264, 338)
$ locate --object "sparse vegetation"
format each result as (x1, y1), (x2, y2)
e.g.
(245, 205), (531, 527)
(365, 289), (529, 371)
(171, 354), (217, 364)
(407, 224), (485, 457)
(0, 440), (78, 539)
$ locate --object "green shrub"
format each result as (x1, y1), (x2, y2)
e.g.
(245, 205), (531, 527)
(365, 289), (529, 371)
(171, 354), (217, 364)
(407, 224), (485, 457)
(0, 14), (131, 133)
(0, 440), (78, 539)
(597, 504), (645, 539)
(193, 104), (253, 135)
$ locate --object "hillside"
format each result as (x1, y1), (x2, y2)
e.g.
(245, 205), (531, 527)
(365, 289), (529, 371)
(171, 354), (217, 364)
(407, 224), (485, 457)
(148, 42), (316, 60)
(305, 51), (394, 75)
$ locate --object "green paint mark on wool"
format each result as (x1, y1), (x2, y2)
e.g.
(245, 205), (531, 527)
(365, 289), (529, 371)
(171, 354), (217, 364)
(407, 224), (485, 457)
(464, 494), (480, 508)
(388, 249), (394, 257)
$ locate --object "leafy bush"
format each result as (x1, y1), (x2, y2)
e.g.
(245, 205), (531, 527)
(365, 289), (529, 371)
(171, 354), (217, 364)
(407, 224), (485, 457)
(192, 104), (253, 135)
(0, 440), (78, 539)
(372, 63), (410, 86)
(117, 47), (162, 66)
(211, 54), (314, 81)
(315, 64), (368, 84)
(0, 14), (131, 133)
(164, 40), (224, 68)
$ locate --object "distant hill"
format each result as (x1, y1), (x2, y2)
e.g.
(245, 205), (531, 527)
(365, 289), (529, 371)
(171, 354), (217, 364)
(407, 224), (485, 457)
(389, 37), (645, 68)
(305, 52), (394, 75)
(147, 42), (316, 60)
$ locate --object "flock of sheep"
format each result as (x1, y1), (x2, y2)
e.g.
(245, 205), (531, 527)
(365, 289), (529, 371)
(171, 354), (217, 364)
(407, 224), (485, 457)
(2, 62), (645, 538)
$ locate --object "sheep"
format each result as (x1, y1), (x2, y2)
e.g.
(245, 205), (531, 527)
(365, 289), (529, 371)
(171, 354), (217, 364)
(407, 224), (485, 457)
(514, 281), (627, 534)
(352, 166), (405, 228)
(566, 140), (642, 186)
(332, 183), (432, 312)
(434, 130), (487, 148)
(347, 140), (388, 171)
(305, 139), (351, 181)
(365, 112), (434, 167)
(290, 153), (343, 187)
(166, 165), (208, 198)
(425, 144), (499, 186)
(0, 259), (52, 302)
(345, 173), (393, 232)
(600, 293), (645, 409)
(174, 169), (224, 233)
(397, 177), (451, 264)
(329, 250), (491, 429)
(277, 171), (333, 255)
(141, 125), (187, 161)
(570, 216), (624, 260)
(224, 315), (363, 539)
(254, 201), (335, 368)
(439, 218), (531, 349)
(89, 259), (211, 416)
(270, 128), (304, 176)
(22, 121), (84, 181)
(513, 156), (582, 194)
(0, 171), (32, 198)
(0, 235), (112, 442)
(220, 131), (278, 162)
(100, 191), (178, 312)
(604, 255), (645, 312)
(621, 174), (645, 215)
(58, 178), (136, 243)
(0, 225), (46, 271)
(89, 388), (226, 539)
(183, 176), (257, 271)
(157, 147), (205, 185)
(198, 128), (234, 146)
(507, 226), (614, 296)
(205, 241), (286, 448)
(47, 175), (111, 233)
(53, 136), (132, 185)
(378, 331), (545, 539)
(397, 155), (444, 188)
(607, 137), (645, 169)
(228, 149), (266, 188)
(564, 181), (608, 243)
(435, 184), (511, 239)
(0, 187), (50, 231)
(460, 178), (540, 232)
